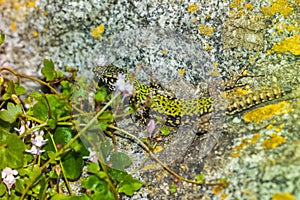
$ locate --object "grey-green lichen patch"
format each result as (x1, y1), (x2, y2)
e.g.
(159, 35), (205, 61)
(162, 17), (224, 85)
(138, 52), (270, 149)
(222, 10), (266, 51)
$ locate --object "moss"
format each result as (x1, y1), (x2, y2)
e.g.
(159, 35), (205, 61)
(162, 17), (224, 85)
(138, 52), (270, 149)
(271, 34), (300, 56)
(262, 133), (286, 149)
(243, 101), (291, 123)
(261, 0), (294, 17)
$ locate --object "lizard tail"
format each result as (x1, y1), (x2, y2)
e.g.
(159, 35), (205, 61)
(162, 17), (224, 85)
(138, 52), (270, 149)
(226, 86), (292, 115)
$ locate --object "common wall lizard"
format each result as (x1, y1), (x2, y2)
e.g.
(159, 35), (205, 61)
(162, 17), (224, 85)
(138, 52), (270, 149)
(94, 65), (292, 133)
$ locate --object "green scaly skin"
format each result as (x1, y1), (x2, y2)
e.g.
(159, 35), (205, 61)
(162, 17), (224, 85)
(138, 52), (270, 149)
(94, 65), (291, 132)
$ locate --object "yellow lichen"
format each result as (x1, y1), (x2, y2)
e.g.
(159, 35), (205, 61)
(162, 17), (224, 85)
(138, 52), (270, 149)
(272, 193), (295, 200)
(91, 24), (105, 38)
(231, 133), (260, 157)
(27, 1), (35, 8)
(33, 30), (38, 37)
(220, 193), (229, 200)
(229, 0), (245, 9)
(262, 134), (286, 149)
(178, 68), (185, 76)
(244, 3), (254, 10)
(187, 4), (199, 13)
(208, 64), (220, 76)
(243, 101), (291, 123)
(275, 125), (283, 132)
(153, 145), (163, 153)
(10, 21), (17, 31)
(261, 0), (294, 17)
(205, 44), (212, 51)
(205, 14), (211, 19)
(198, 24), (214, 36)
(271, 34), (300, 56)
(161, 49), (168, 55)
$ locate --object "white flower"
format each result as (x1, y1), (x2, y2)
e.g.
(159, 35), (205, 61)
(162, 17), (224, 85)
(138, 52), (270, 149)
(83, 147), (98, 163)
(14, 120), (30, 135)
(2, 167), (18, 195)
(25, 145), (45, 155)
(31, 130), (47, 148)
(113, 74), (134, 101)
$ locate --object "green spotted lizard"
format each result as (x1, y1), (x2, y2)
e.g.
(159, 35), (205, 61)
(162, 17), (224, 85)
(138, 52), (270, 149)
(93, 65), (291, 133)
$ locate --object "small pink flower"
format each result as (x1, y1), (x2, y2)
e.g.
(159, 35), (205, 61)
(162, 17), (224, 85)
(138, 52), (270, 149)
(147, 119), (156, 137)
(2, 167), (18, 195)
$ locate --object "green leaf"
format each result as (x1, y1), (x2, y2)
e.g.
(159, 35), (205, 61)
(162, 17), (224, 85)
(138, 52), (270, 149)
(98, 121), (108, 131)
(32, 98), (48, 121)
(195, 173), (205, 184)
(109, 152), (131, 171)
(60, 80), (73, 99)
(47, 118), (57, 129)
(0, 102), (22, 123)
(46, 94), (72, 120)
(42, 59), (56, 81)
(87, 162), (100, 174)
(118, 175), (142, 196)
(169, 184), (177, 194)
(0, 183), (6, 196)
(15, 84), (26, 95)
(29, 91), (43, 100)
(38, 175), (47, 200)
(0, 33), (5, 45)
(81, 175), (115, 200)
(95, 88), (107, 102)
(62, 150), (84, 180)
(50, 194), (82, 200)
(0, 129), (26, 168)
(15, 178), (26, 194)
(160, 126), (170, 136)
(108, 168), (127, 182)
(100, 138), (112, 159)
(54, 127), (73, 146)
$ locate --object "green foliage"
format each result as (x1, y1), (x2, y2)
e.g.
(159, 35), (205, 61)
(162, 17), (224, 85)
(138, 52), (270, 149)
(0, 58), (142, 199)
(109, 152), (132, 171)
(160, 126), (170, 136)
(0, 129), (26, 168)
(169, 184), (177, 194)
(117, 174), (143, 196)
(195, 173), (205, 184)
(0, 102), (22, 123)
(0, 33), (5, 45)
(42, 59), (63, 81)
(83, 165), (142, 198)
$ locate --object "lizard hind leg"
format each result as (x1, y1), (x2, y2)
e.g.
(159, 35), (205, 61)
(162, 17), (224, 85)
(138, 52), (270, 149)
(222, 64), (264, 91)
